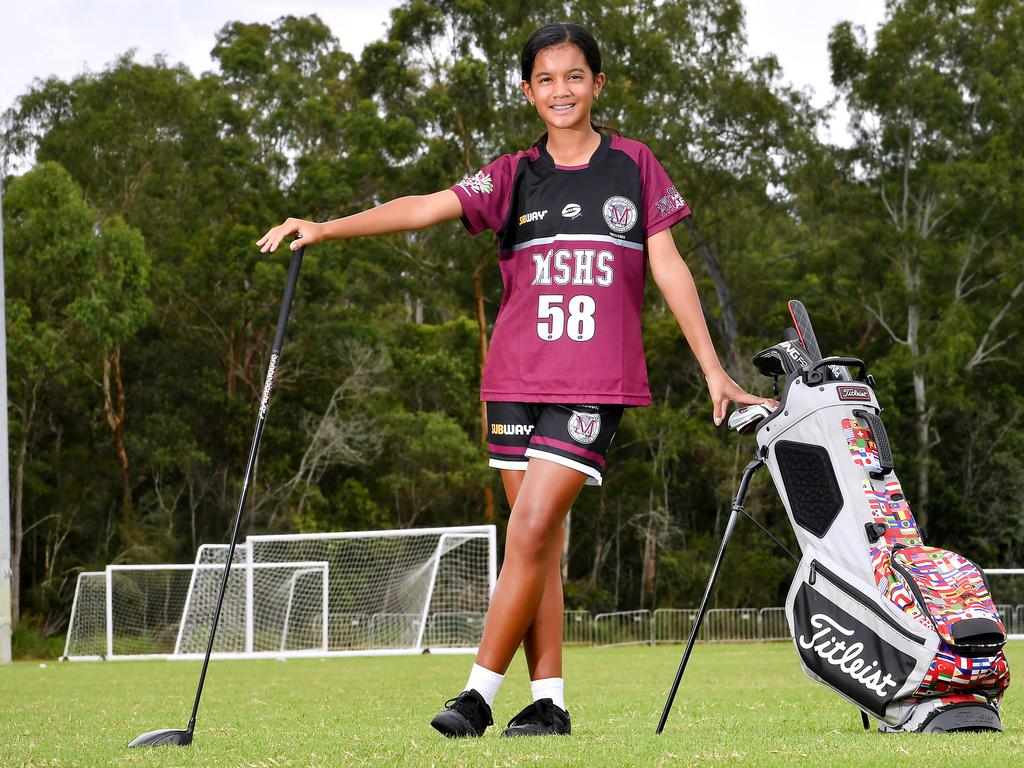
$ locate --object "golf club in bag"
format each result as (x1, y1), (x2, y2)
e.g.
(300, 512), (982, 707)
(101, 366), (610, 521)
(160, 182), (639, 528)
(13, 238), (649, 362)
(658, 300), (1009, 734)
(128, 246), (305, 747)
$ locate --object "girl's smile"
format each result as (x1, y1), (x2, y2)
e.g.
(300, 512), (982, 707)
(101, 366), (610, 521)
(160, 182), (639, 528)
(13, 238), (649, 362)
(523, 43), (604, 134)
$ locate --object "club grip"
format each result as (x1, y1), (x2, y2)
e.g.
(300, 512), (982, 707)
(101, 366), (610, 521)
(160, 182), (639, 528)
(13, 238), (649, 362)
(273, 247), (305, 353)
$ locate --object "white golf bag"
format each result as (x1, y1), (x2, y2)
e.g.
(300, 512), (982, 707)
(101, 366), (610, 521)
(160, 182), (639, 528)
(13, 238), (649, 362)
(749, 306), (1009, 733)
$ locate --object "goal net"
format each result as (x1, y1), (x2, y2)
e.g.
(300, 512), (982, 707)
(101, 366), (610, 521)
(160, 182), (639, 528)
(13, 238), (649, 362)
(63, 525), (495, 660)
(63, 571), (107, 659)
(246, 527), (495, 652)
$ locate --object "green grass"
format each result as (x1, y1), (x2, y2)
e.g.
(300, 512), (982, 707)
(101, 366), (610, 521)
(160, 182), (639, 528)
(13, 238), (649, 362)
(2, 642), (1023, 767)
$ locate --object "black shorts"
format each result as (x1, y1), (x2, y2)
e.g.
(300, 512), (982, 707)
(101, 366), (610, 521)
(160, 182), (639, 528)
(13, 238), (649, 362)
(485, 402), (625, 486)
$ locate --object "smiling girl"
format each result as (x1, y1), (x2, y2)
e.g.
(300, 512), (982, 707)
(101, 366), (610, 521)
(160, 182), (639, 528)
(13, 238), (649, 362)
(258, 21), (770, 738)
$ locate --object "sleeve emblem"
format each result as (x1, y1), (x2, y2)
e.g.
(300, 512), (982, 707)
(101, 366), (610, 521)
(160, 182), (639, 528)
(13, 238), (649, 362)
(655, 185), (687, 216)
(457, 170), (494, 195)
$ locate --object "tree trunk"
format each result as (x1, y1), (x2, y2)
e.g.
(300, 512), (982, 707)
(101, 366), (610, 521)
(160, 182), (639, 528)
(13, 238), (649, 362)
(904, 267), (930, 531)
(102, 343), (133, 523)
(227, 319), (251, 400)
(912, 370), (931, 532)
(473, 257), (494, 523)
(11, 396), (35, 629)
(682, 218), (741, 372)
(640, 504), (657, 609)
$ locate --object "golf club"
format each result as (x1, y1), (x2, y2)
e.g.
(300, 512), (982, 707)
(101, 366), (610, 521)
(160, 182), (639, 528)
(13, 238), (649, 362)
(727, 404), (775, 434)
(128, 245), (305, 747)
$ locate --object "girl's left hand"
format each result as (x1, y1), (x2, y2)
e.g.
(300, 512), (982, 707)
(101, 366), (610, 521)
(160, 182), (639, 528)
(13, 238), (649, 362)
(705, 367), (778, 427)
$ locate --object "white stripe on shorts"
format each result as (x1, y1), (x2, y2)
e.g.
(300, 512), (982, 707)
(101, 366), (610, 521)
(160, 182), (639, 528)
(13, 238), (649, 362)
(489, 458), (528, 471)
(524, 448), (602, 486)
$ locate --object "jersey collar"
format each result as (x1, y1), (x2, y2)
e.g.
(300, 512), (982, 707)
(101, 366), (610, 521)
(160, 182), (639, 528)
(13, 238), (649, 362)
(538, 131), (611, 172)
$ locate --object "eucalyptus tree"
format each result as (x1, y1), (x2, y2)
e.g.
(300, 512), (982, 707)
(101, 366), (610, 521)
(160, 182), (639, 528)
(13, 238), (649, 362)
(2, 162), (148, 621)
(827, 0), (1024, 534)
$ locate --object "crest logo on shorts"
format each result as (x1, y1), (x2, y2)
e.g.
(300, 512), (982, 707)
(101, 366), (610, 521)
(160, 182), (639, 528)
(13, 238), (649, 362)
(602, 196), (638, 234)
(568, 411), (601, 444)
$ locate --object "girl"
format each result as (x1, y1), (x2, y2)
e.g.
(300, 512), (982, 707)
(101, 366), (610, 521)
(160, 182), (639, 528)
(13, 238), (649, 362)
(258, 22), (771, 738)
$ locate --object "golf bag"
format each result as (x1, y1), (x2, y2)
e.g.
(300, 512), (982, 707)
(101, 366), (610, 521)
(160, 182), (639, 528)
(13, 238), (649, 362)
(751, 304), (1009, 733)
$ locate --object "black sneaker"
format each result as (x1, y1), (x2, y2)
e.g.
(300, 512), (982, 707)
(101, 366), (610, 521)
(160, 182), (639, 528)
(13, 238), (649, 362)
(501, 698), (571, 737)
(430, 689), (493, 738)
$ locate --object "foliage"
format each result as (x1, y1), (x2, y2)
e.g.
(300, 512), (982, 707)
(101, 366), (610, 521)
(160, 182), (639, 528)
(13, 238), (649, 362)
(1, 1), (1023, 638)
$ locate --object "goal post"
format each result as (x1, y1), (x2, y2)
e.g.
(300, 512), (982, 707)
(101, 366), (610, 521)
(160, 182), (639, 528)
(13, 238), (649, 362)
(62, 524), (496, 661)
(104, 561), (329, 660)
(245, 524), (496, 654)
(63, 571), (107, 660)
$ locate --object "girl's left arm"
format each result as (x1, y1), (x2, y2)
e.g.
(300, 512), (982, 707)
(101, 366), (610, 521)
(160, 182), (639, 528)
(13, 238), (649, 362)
(646, 227), (774, 425)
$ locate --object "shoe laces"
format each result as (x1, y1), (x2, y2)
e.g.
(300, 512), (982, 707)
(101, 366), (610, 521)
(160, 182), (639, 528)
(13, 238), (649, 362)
(507, 698), (556, 728)
(445, 690), (492, 727)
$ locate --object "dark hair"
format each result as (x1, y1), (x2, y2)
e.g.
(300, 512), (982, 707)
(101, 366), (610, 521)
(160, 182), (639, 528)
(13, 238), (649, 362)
(521, 23), (618, 142)
(521, 23), (602, 81)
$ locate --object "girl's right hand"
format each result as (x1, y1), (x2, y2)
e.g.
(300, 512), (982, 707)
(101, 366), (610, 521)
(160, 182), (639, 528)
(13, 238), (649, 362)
(256, 218), (323, 253)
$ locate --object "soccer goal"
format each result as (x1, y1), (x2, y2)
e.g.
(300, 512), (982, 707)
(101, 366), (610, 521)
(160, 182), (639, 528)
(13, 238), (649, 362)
(63, 524), (496, 660)
(245, 526), (496, 654)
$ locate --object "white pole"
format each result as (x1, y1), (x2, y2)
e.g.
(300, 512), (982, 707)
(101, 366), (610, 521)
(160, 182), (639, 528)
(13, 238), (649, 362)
(0, 179), (12, 664)
(321, 564), (328, 653)
(413, 534), (449, 651)
(105, 568), (114, 658)
(245, 540), (254, 654)
(62, 573), (86, 660)
(487, 525), (497, 599)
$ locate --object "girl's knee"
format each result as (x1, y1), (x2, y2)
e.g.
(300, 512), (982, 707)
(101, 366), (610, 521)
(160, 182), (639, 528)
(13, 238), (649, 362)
(506, 510), (561, 562)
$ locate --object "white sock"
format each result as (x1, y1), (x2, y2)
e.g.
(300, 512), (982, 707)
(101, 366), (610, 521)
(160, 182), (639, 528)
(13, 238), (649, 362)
(465, 663), (504, 708)
(531, 677), (565, 711)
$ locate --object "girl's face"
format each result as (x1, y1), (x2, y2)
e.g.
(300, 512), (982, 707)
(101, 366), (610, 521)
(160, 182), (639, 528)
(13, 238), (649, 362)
(522, 43), (605, 132)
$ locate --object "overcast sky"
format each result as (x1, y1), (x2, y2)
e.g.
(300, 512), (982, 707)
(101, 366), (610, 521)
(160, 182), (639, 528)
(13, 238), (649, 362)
(2, 1), (886, 145)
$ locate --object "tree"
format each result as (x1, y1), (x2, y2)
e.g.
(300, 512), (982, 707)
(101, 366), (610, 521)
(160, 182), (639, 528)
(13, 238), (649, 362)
(2, 162), (148, 620)
(828, 0), (1024, 531)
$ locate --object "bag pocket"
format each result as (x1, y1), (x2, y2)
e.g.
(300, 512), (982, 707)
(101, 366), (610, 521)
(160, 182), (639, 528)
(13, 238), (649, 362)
(890, 545), (1006, 656)
(786, 556), (938, 720)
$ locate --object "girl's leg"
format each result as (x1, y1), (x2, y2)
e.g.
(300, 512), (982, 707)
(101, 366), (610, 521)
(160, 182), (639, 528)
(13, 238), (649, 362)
(499, 469), (565, 681)
(475, 459), (586, 674)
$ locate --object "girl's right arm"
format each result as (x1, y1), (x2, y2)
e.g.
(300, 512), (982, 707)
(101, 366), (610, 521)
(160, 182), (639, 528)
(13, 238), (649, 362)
(257, 190), (465, 252)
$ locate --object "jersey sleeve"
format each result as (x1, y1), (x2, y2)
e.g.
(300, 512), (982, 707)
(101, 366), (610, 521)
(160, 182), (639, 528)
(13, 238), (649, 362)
(450, 153), (519, 236)
(637, 146), (691, 237)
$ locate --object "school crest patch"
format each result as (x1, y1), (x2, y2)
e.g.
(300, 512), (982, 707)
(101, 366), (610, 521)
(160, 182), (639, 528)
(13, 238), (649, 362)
(602, 196), (638, 234)
(568, 410), (601, 444)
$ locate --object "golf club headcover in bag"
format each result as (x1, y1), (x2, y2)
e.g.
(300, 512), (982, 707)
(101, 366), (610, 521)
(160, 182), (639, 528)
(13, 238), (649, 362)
(751, 305), (1009, 733)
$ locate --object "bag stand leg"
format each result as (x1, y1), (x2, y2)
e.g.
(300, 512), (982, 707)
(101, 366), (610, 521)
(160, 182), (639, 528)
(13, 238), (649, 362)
(656, 458), (764, 734)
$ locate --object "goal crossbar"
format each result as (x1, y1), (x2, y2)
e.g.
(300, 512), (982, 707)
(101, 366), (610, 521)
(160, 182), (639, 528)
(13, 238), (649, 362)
(63, 525), (497, 661)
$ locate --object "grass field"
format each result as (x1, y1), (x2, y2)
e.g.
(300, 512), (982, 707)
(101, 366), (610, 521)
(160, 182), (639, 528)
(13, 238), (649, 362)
(2, 642), (1023, 767)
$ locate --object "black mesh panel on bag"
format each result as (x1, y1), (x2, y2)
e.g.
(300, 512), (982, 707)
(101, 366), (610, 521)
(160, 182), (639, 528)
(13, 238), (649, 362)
(775, 441), (843, 537)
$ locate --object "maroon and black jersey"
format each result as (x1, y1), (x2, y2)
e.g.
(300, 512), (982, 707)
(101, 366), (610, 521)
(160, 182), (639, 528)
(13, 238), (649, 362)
(451, 133), (691, 405)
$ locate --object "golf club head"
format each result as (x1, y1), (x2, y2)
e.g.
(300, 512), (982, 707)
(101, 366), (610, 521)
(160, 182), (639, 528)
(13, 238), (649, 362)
(128, 727), (193, 747)
(728, 404), (774, 434)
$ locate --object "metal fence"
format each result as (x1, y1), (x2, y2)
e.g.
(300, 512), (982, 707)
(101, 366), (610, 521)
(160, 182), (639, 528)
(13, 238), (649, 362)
(593, 610), (652, 647)
(598, 608), (787, 648)
(285, 603), (1024, 650)
(575, 604), (1024, 647)
(563, 610), (593, 645)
